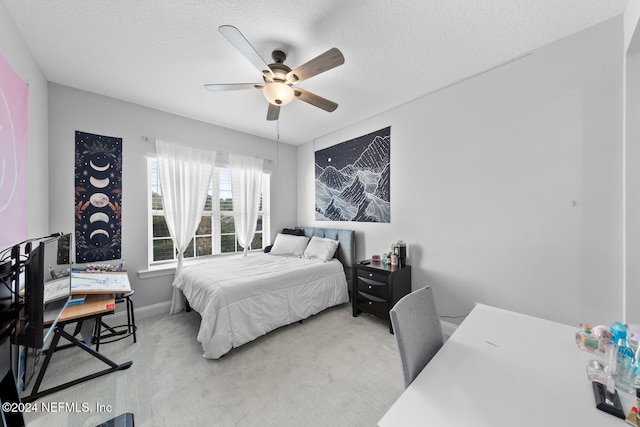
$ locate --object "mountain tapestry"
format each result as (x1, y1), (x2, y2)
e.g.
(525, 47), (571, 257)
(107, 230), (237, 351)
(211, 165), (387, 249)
(315, 126), (390, 223)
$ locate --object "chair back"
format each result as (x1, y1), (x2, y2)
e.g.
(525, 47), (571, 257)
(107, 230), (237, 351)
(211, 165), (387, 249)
(390, 286), (444, 388)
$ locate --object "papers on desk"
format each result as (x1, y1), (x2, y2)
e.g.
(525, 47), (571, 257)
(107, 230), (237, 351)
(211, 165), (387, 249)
(44, 277), (71, 304)
(71, 272), (131, 294)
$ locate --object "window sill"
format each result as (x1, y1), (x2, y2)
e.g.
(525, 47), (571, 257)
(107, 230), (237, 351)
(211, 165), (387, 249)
(137, 265), (176, 280)
(137, 250), (264, 280)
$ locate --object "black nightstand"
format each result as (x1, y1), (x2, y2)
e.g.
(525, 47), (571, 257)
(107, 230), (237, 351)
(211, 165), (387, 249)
(352, 262), (411, 333)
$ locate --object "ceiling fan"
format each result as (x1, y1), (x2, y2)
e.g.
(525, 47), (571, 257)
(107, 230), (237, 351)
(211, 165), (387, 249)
(205, 25), (345, 121)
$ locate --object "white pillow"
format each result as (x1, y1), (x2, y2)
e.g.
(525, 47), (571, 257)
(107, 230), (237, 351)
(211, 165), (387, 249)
(269, 233), (310, 257)
(303, 236), (339, 261)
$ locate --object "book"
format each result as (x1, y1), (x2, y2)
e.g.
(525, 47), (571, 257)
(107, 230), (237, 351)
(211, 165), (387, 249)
(67, 294), (86, 306)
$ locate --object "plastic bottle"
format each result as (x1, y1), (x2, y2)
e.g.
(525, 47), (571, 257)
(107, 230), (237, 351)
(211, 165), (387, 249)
(613, 325), (636, 393)
(634, 344), (640, 389)
(611, 322), (627, 344)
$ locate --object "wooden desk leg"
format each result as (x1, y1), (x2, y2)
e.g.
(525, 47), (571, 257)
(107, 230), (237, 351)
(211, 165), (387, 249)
(23, 326), (133, 403)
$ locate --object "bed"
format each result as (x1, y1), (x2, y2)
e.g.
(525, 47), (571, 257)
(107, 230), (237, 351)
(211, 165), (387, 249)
(173, 227), (355, 359)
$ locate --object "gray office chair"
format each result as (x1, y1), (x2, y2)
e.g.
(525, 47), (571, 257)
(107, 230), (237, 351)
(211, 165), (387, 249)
(389, 286), (444, 388)
(96, 412), (134, 426)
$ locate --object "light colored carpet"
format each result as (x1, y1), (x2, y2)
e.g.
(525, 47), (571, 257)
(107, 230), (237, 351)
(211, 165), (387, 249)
(23, 303), (405, 427)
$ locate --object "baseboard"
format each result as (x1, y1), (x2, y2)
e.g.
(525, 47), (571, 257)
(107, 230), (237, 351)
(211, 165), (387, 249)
(440, 320), (458, 337)
(107, 300), (171, 324)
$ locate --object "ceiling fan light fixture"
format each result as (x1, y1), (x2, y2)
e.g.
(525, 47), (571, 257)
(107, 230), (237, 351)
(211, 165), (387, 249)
(263, 82), (294, 106)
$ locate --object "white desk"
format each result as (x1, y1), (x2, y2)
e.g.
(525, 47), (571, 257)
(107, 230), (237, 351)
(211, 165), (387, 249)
(379, 304), (633, 426)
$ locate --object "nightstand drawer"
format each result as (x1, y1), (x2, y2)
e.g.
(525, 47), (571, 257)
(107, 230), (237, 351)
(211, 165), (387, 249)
(357, 276), (388, 299)
(357, 291), (388, 315)
(357, 270), (389, 284)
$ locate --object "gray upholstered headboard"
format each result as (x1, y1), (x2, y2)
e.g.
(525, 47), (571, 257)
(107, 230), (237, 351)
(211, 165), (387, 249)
(300, 227), (356, 286)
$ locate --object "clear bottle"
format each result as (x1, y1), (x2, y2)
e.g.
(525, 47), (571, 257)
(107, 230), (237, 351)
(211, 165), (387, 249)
(634, 344), (640, 388)
(615, 335), (636, 393)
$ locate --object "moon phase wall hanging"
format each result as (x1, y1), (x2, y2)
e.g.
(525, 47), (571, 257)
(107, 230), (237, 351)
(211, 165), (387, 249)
(75, 130), (122, 262)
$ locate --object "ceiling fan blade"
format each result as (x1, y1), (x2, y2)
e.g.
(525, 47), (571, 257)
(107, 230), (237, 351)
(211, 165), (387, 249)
(219, 25), (274, 80)
(204, 83), (263, 92)
(266, 103), (280, 121)
(293, 88), (338, 112)
(286, 48), (344, 83)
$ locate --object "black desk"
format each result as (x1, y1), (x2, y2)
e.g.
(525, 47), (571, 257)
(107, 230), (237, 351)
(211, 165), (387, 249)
(23, 294), (133, 402)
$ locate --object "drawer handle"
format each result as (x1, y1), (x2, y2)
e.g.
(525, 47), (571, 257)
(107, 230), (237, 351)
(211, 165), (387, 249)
(369, 273), (373, 277)
(368, 302), (372, 305)
(368, 285), (372, 289)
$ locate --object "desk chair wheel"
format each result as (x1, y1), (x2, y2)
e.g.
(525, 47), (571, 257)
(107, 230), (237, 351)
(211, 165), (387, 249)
(94, 290), (137, 351)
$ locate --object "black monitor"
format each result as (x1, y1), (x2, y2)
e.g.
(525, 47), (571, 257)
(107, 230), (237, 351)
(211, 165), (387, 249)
(17, 234), (71, 349)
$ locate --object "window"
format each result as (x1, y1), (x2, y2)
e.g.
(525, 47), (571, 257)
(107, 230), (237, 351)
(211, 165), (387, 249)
(148, 158), (270, 264)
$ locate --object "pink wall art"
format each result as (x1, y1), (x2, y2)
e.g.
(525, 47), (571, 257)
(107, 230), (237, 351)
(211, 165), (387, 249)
(0, 54), (28, 249)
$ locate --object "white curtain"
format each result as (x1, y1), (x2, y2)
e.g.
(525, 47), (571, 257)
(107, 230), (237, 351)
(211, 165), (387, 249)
(156, 140), (216, 314)
(230, 154), (263, 256)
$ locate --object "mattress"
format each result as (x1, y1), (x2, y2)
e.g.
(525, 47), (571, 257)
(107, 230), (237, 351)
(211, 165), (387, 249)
(173, 252), (349, 359)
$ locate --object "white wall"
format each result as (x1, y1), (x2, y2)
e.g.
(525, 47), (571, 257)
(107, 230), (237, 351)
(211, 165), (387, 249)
(48, 83), (297, 309)
(625, 0), (640, 51)
(298, 17), (624, 327)
(626, 52), (640, 324)
(0, 2), (49, 240)
(625, 0), (640, 324)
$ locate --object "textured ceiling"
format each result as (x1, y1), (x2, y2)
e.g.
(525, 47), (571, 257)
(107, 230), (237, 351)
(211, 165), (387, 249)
(2, 0), (627, 145)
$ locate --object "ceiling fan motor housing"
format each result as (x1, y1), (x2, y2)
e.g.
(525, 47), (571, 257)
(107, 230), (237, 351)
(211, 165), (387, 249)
(265, 61), (292, 83)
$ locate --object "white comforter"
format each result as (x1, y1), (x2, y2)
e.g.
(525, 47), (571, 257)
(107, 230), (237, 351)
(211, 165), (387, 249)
(174, 252), (349, 359)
